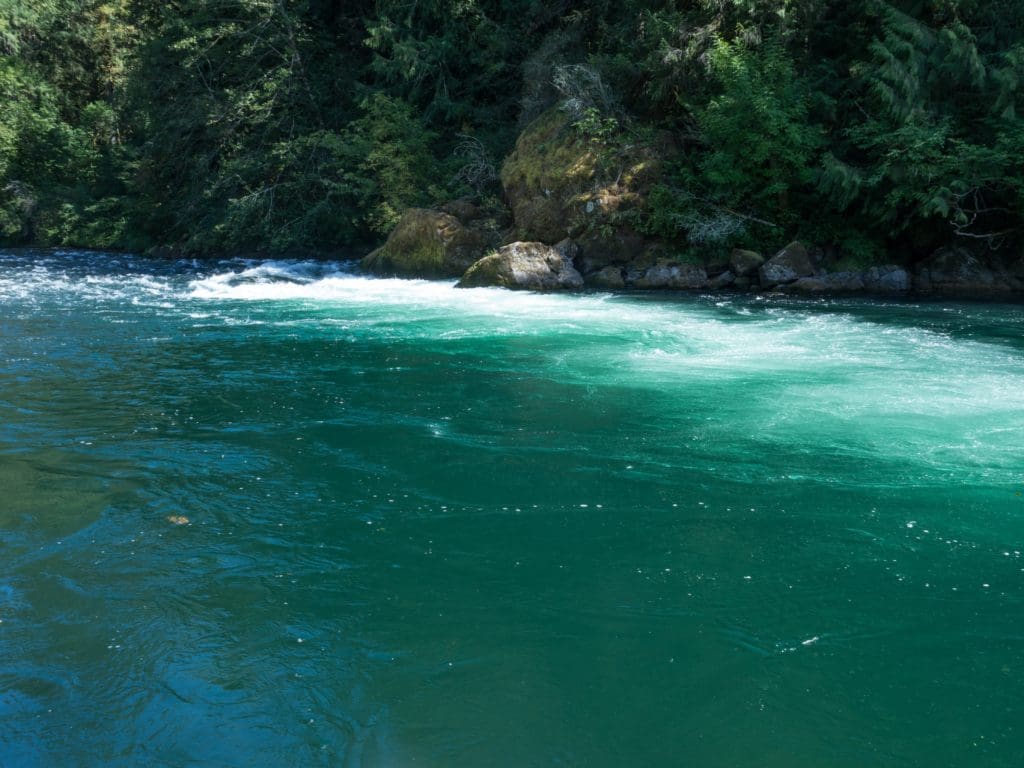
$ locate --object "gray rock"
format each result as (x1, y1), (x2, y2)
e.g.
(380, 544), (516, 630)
(576, 228), (646, 273)
(786, 277), (829, 293)
(554, 237), (580, 263)
(456, 241), (583, 291)
(729, 248), (764, 277)
(865, 265), (910, 293)
(913, 271), (932, 293)
(914, 247), (1009, 296)
(703, 253), (731, 276)
(708, 270), (736, 289)
(362, 208), (491, 278)
(633, 260), (708, 290)
(586, 266), (625, 289)
(783, 271), (866, 294)
(828, 271), (867, 291)
(758, 241), (813, 287)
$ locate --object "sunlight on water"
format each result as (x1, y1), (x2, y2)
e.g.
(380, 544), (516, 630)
(2, 250), (1023, 767)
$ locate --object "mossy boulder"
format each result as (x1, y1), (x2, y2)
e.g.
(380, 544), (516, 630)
(729, 249), (764, 277)
(500, 109), (598, 243)
(500, 108), (665, 265)
(456, 241), (583, 291)
(361, 208), (491, 279)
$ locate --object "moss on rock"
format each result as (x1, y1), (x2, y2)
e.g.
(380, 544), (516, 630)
(500, 108), (665, 259)
(361, 208), (491, 278)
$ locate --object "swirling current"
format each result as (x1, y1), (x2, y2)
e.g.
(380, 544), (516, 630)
(1, 250), (1022, 766)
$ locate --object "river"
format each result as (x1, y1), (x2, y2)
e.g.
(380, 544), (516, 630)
(1, 249), (1022, 766)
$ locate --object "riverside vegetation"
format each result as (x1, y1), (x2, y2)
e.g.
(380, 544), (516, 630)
(2, 1), (1024, 295)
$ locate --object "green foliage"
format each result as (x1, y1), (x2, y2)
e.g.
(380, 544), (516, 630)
(346, 93), (441, 235)
(698, 38), (821, 224)
(572, 108), (620, 146)
(0, 0), (1021, 259)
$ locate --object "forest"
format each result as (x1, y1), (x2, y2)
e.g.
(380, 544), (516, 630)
(1, 0), (1022, 264)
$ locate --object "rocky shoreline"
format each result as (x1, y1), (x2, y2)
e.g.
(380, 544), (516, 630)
(359, 109), (1023, 300)
(360, 202), (1024, 300)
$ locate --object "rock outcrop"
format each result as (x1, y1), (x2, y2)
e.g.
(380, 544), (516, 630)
(586, 265), (626, 289)
(913, 247), (1010, 296)
(456, 241), (584, 291)
(361, 208), (492, 279)
(500, 108), (667, 280)
(758, 242), (815, 287)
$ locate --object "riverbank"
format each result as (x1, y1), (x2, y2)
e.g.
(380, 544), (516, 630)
(8, 241), (1023, 303)
(355, 107), (1023, 301)
(357, 205), (1024, 301)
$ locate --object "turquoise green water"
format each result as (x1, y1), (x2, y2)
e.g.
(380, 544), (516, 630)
(1, 250), (1022, 767)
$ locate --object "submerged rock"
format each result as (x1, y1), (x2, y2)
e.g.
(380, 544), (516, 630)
(361, 208), (491, 279)
(456, 241), (584, 291)
(758, 241), (814, 287)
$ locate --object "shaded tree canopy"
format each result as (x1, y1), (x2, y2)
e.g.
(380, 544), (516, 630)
(1, 0), (1022, 260)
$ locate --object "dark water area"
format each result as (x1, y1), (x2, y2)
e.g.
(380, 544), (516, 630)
(1, 250), (1023, 766)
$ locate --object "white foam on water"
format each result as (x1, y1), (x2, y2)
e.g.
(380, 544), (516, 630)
(6, 251), (1024, 480)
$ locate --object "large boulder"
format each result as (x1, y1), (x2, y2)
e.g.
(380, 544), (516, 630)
(456, 241), (584, 291)
(586, 265), (626, 289)
(501, 108), (665, 264)
(361, 208), (491, 278)
(729, 249), (764, 277)
(864, 265), (910, 293)
(913, 247), (1009, 296)
(758, 241), (814, 287)
(500, 109), (597, 243)
(576, 227), (647, 274)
